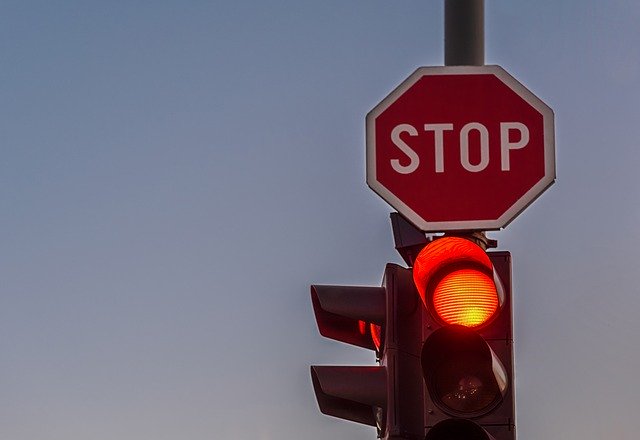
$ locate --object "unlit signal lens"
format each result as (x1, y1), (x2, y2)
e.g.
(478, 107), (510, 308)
(421, 326), (508, 417)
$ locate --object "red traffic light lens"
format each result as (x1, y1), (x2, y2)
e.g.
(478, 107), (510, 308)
(413, 237), (501, 328)
(432, 268), (498, 328)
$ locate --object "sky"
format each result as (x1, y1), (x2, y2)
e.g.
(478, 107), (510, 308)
(1, 1), (640, 439)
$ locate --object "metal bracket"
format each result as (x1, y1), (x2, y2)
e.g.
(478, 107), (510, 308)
(390, 213), (431, 267)
(391, 212), (498, 266)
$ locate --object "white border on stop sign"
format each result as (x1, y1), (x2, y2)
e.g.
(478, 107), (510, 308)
(365, 65), (555, 232)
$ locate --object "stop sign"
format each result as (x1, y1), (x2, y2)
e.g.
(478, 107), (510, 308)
(366, 65), (555, 232)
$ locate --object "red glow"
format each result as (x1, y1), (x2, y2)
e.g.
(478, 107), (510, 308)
(358, 320), (382, 351)
(370, 324), (382, 351)
(413, 237), (500, 328)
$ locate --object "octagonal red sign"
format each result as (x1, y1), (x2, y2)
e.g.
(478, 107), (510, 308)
(366, 65), (555, 232)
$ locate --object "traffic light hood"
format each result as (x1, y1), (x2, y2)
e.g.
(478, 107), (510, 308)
(310, 285), (385, 351)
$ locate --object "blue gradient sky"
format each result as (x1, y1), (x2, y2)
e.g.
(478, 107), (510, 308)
(2, 1), (640, 439)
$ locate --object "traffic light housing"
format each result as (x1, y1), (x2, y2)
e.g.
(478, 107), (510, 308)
(310, 284), (387, 427)
(415, 237), (515, 440)
(310, 229), (515, 440)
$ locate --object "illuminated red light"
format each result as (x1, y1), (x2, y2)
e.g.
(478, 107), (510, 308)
(358, 320), (382, 351)
(432, 268), (498, 328)
(413, 237), (500, 328)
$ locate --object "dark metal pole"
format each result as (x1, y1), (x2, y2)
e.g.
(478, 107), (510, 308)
(444, 0), (489, 246)
(445, 0), (484, 66)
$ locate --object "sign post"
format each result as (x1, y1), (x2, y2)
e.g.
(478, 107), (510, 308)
(445, 0), (485, 66)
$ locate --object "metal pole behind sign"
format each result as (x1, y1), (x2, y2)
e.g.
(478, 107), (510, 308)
(445, 0), (484, 66)
(444, 0), (488, 247)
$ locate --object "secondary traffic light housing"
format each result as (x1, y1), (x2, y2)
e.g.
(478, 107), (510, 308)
(310, 264), (425, 439)
(310, 284), (386, 427)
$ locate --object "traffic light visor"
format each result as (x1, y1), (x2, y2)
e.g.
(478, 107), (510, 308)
(311, 285), (385, 351)
(414, 237), (503, 328)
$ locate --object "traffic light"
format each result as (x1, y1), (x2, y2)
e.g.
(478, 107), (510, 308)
(310, 284), (386, 428)
(310, 230), (515, 440)
(414, 236), (515, 440)
(310, 264), (425, 439)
